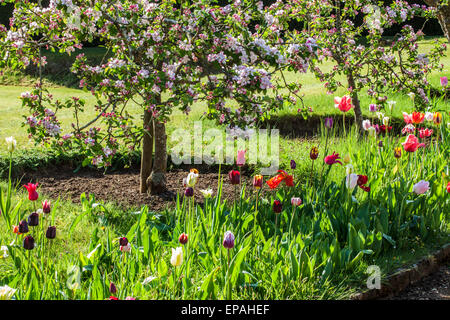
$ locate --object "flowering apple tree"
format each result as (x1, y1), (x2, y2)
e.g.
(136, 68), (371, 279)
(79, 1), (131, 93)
(292, 0), (447, 126)
(0, 0), (316, 194)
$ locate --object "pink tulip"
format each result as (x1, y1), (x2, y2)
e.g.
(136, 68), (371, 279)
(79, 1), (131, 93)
(412, 180), (429, 195)
(441, 76), (448, 87)
(291, 197), (302, 206)
(402, 134), (425, 153)
(334, 96), (353, 112)
(402, 112), (413, 124)
(236, 150), (246, 166)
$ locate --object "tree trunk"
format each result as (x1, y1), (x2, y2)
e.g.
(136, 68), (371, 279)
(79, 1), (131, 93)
(347, 73), (363, 130)
(424, 0), (450, 42)
(140, 110), (154, 193)
(147, 120), (167, 194)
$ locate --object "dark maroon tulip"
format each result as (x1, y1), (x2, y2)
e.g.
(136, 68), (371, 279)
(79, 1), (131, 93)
(18, 220), (29, 234)
(179, 233), (188, 245)
(272, 200), (282, 214)
(28, 212), (39, 227)
(42, 200), (51, 214)
(222, 231), (235, 249)
(184, 187), (194, 197)
(290, 160), (296, 170)
(23, 235), (35, 250)
(46, 226), (56, 239)
(228, 170), (240, 185)
(110, 282), (117, 294)
(119, 237), (128, 246)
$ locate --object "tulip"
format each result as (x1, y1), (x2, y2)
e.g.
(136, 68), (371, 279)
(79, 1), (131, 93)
(412, 180), (429, 195)
(387, 101), (396, 112)
(184, 187), (194, 197)
(0, 285), (16, 300)
(378, 140), (383, 148)
(28, 212), (39, 227)
(18, 220), (29, 234)
(447, 181), (450, 193)
(369, 104), (377, 112)
(441, 76), (448, 87)
(42, 200), (51, 214)
(23, 235), (35, 250)
(419, 128), (433, 138)
(403, 112), (413, 124)
(23, 183), (39, 201)
(407, 92), (415, 101)
(379, 125), (392, 134)
(433, 112), (442, 125)
(402, 134), (425, 153)
(228, 170), (240, 185)
(290, 160), (296, 170)
(110, 282), (117, 294)
(125, 297), (136, 300)
(310, 146), (319, 160)
(411, 112), (425, 124)
(394, 147), (402, 158)
(185, 171), (198, 187)
(170, 247), (183, 267)
(5, 137), (16, 153)
(108, 296), (119, 300)
(291, 197), (302, 206)
(200, 188), (213, 198)
(334, 95), (353, 112)
(382, 117), (390, 126)
(345, 164), (354, 175)
(324, 152), (342, 165)
(367, 126), (376, 137)
(222, 231), (235, 249)
(324, 117), (333, 129)
(236, 150), (246, 166)
(401, 124), (415, 135)
(362, 120), (371, 131)
(357, 175), (370, 192)
(253, 175), (263, 189)
(346, 173), (358, 189)
(12, 225), (21, 235)
(272, 200), (282, 213)
(120, 243), (131, 252)
(119, 237), (128, 246)
(424, 112), (434, 122)
(46, 226), (56, 239)
(179, 233), (188, 245)
(266, 170), (294, 189)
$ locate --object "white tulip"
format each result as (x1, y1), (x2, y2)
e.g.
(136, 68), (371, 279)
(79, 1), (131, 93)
(170, 247), (183, 267)
(5, 136), (16, 153)
(0, 285), (16, 300)
(346, 174), (359, 189)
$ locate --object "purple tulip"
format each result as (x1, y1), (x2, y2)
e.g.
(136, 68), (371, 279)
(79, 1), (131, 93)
(223, 231), (235, 249)
(184, 187), (194, 197)
(46, 226), (56, 239)
(23, 235), (35, 250)
(290, 160), (296, 170)
(18, 220), (29, 234)
(28, 212), (39, 227)
(441, 76), (448, 87)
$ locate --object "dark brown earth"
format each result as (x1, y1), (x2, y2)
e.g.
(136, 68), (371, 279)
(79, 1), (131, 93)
(387, 265), (450, 300)
(21, 165), (260, 210)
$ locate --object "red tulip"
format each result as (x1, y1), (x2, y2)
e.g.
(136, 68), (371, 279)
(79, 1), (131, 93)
(42, 200), (51, 214)
(419, 128), (433, 138)
(272, 200), (282, 213)
(266, 170), (294, 189)
(324, 152), (342, 165)
(401, 134), (425, 153)
(403, 112), (413, 124)
(357, 175), (370, 192)
(411, 112), (425, 124)
(23, 183), (39, 201)
(228, 170), (240, 185)
(447, 181), (450, 193)
(179, 233), (188, 245)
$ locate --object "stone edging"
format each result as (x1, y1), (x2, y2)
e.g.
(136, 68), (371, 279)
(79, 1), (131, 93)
(351, 243), (450, 300)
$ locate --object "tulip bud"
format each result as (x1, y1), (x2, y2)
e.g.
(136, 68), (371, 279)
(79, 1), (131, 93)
(272, 200), (282, 214)
(119, 237), (128, 246)
(253, 175), (263, 189)
(110, 282), (117, 294)
(5, 137), (16, 153)
(179, 233), (188, 245)
(18, 220), (29, 234)
(310, 146), (319, 160)
(28, 212), (39, 227)
(378, 140), (383, 148)
(228, 170), (240, 185)
(223, 231), (235, 249)
(290, 160), (296, 170)
(184, 187), (194, 197)
(291, 197), (302, 206)
(42, 200), (51, 214)
(324, 117), (333, 129)
(46, 226), (56, 239)
(23, 235), (35, 250)
(433, 112), (442, 125)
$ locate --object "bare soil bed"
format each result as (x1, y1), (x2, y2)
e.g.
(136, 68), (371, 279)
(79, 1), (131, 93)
(22, 165), (258, 211)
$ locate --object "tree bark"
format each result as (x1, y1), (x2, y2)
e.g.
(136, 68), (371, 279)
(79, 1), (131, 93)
(140, 110), (154, 193)
(147, 119), (167, 194)
(424, 0), (450, 42)
(347, 72), (363, 130)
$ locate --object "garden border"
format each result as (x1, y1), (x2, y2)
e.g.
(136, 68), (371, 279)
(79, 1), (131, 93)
(351, 243), (450, 300)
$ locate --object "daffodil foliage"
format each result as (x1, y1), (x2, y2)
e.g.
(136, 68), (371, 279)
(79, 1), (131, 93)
(0, 0), (316, 168)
